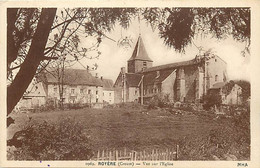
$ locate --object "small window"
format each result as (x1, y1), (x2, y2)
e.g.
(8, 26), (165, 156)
(215, 75), (218, 82)
(80, 89), (84, 94)
(96, 91), (98, 95)
(96, 98), (98, 103)
(143, 61), (147, 66)
(215, 59), (217, 62)
(109, 93), (112, 96)
(71, 89), (75, 94)
(135, 90), (137, 95)
(88, 90), (91, 94)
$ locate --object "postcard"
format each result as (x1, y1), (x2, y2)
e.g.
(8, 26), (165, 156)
(1, 1), (260, 167)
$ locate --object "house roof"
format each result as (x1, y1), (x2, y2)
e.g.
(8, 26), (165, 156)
(40, 69), (103, 86)
(102, 78), (114, 91)
(144, 59), (198, 72)
(128, 36), (153, 62)
(143, 69), (175, 86)
(126, 73), (143, 87)
(24, 82), (46, 97)
(211, 82), (227, 89)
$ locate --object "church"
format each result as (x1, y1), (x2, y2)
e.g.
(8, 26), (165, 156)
(114, 35), (228, 104)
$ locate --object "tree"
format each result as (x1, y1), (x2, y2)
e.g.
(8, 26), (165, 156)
(142, 8), (250, 53)
(7, 8), (137, 115)
(7, 8), (57, 115)
(7, 7), (250, 116)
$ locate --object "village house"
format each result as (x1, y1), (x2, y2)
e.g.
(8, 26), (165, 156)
(102, 77), (115, 104)
(208, 82), (243, 105)
(16, 69), (114, 110)
(15, 82), (47, 110)
(114, 35), (233, 104)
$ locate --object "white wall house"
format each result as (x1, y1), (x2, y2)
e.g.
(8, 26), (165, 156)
(15, 69), (115, 110)
(102, 78), (114, 104)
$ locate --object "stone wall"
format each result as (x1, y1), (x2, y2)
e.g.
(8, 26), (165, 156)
(128, 87), (139, 102)
(161, 70), (176, 102)
(206, 55), (227, 90)
(183, 65), (200, 102)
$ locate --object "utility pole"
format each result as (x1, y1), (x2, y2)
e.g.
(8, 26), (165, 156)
(141, 75), (144, 105)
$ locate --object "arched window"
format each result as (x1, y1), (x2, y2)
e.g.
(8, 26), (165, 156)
(215, 75), (218, 82)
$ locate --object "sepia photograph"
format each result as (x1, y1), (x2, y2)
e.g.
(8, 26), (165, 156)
(1, 1), (260, 167)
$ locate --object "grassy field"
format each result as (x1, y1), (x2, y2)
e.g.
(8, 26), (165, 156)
(8, 106), (223, 152)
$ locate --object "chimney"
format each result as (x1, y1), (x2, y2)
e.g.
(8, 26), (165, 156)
(121, 67), (126, 74)
(101, 76), (103, 81)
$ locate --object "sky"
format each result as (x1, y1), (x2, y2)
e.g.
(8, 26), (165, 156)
(70, 19), (250, 83)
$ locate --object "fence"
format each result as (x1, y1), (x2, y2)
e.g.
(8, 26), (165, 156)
(92, 145), (179, 161)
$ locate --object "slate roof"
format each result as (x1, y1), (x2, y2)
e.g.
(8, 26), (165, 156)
(126, 73), (143, 87)
(144, 59), (198, 72)
(128, 36), (153, 62)
(40, 69), (103, 86)
(102, 79), (114, 91)
(143, 69), (176, 86)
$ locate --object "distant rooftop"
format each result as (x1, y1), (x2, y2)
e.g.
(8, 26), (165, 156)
(211, 82), (227, 89)
(102, 78), (114, 91)
(40, 69), (110, 87)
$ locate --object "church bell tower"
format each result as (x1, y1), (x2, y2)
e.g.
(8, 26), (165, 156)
(127, 36), (153, 73)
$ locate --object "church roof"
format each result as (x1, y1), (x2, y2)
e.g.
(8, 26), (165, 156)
(126, 73), (143, 87)
(144, 59), (198, 72)
(128, 36), (153, 62)
(143, 69), (175, 86)
(40, 69), (103, 86)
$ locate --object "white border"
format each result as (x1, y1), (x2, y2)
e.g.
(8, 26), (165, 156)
(1, 1), (260, 167)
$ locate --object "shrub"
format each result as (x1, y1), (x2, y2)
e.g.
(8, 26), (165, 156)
(147, 93), (170, 109)
(7, 117), (93, 160)
(203, 91), (222, 110)
(178, 114), (250, 160)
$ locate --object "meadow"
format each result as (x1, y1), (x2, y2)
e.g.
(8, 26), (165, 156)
(7, 105), (250, 160)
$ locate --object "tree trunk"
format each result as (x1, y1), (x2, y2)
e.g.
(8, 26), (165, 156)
(7, 8), (19, 67)
(7, 8), (57, 115)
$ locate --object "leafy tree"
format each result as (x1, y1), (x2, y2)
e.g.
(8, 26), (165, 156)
(7, 7), (250, 116)
(7, 8), (137, 116)
(143, 8), (250, 53)
(7, 8), (57, 115)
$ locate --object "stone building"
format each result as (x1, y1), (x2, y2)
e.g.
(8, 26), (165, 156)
(16, 69), (115, 110)
(208, 82), (243, 105)
(41, 69), (104, 105)
(114, 35), (229, 104)
(16, 82), (47, 109)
